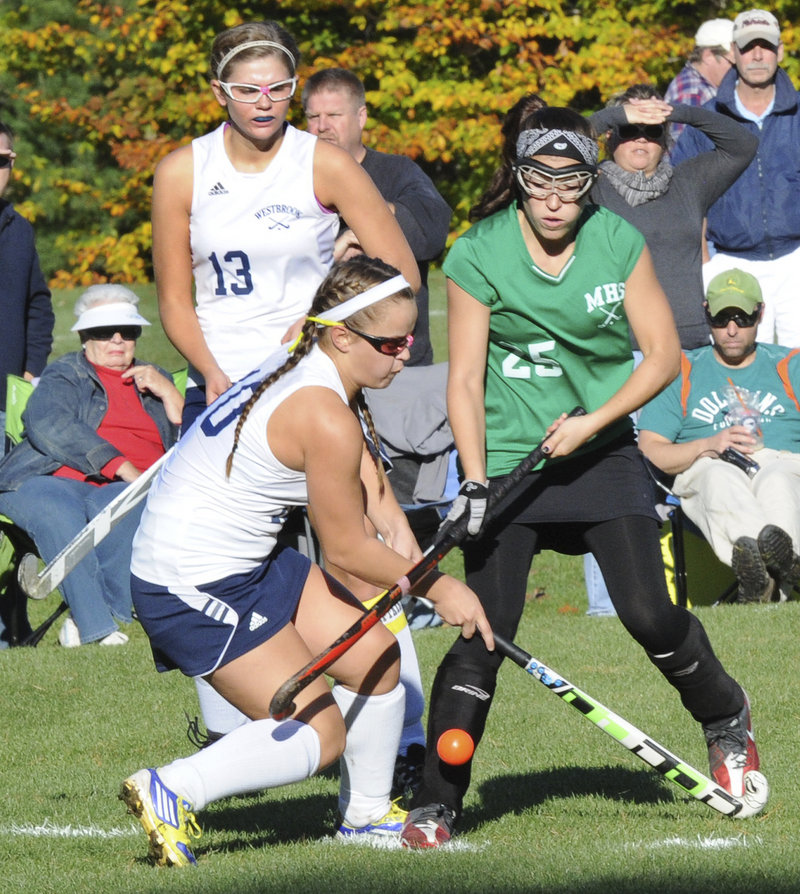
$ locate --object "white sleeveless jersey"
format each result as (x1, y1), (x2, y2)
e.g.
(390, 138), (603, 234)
(131, 345), (348, 585)
(190, 123), (339, 383)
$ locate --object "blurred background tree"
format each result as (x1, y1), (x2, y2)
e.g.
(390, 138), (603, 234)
(1, 0), (798, 285)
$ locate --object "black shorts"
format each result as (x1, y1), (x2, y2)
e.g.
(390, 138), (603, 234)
(485, 433), (658, 553)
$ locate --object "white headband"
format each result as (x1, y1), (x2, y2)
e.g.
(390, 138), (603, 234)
(320, 275), (411, 323)
(216, 40), (296, 79)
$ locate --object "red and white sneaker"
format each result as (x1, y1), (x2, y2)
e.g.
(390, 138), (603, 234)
(400, 803), (456, 849)
(703, 691), (769, 818)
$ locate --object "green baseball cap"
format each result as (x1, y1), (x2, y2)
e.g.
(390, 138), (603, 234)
(706, 268), (763, 316)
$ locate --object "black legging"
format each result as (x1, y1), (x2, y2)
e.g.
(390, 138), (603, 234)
(413, 514), (743, 813)
(457, 515), (689, 662)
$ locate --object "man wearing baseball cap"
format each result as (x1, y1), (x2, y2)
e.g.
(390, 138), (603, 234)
(639, 268), (800, 603)
(664, 18), (735, 143)
(672, 10), (800, 348)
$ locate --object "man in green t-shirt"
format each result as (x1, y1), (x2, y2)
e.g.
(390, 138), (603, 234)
(639, 268), (800, 602)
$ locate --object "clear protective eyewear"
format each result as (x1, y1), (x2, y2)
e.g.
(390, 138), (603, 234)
(217, 77), (298, 103)
(514, 160), (596, 203)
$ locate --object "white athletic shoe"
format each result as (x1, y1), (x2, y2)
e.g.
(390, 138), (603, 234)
(58, 617), (81, 648)
(99, 630), (129, 646)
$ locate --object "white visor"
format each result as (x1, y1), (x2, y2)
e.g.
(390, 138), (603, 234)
(71, 302), (151, 332)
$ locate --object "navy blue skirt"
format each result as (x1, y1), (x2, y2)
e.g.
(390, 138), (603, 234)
(131, 545), (312, 677)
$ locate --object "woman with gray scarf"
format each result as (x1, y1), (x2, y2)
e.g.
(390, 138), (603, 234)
(585, 87), (758, 616)
(590, 85), (757, 350)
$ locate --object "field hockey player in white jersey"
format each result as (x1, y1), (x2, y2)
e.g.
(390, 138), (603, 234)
(120, 256), (493, 867)
(151, 20), (420, 430)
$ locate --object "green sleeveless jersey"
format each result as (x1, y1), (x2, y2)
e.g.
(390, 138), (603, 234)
(443, 203), (645, 476)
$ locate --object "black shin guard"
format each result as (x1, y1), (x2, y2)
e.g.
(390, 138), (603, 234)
(646, 612), (742, 724)
(412, 654), (498, 817)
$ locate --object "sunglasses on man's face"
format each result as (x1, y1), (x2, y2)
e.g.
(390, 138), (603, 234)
(705, 307), (760, 329)
(344, 323), (414, 356)
(617, 123), (665, 143)
(85, 326), (142, 341)
(0, 155), (14, 169)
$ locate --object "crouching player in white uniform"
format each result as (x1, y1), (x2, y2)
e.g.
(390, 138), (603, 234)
(121, 256), (494, 866)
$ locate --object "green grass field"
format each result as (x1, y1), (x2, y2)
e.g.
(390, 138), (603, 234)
(3, 279), (800, 892)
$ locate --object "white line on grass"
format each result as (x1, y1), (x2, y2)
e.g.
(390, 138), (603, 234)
(1, 820), (138, 839)
(630, 834), (761, 852)
(4, 820), (488, 850)
(319, 836), (485, 852)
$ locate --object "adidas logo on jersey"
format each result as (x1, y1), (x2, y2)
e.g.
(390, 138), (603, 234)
(208, 182), (229, 196)
(249, 611), (269, 632)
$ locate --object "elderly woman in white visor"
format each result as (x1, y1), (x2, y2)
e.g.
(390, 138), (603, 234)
(0, 284), (183, 646)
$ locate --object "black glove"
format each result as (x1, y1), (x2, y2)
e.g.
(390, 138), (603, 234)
(444, 479), (489, 536)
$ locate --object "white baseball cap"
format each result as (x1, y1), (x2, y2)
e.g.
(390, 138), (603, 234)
(694, 19), (734, 49)
(71, 301), (151, 332)
(732, 9), (781, 49)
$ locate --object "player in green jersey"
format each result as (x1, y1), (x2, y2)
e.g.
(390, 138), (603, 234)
(401, 106), (768, 848)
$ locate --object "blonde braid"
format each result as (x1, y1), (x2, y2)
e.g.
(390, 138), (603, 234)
(225, 321), (316, 477)
(356, 392), (386, 499)
(224, 255), (414, 479)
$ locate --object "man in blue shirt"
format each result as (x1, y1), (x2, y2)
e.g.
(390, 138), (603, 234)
(672, 9), (800, 347)
(640, 268), (800, 603)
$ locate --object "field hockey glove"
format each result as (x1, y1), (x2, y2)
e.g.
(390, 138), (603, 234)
(445, 479), (489, 536)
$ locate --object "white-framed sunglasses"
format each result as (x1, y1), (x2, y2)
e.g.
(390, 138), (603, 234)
(514, 160), (596, 203)
(217, 77), (298, 104)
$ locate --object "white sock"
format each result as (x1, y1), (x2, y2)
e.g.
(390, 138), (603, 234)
(194, 676), (249, 736)
(332, 683), (405, 828)
(158, 718), (321, 811)
(393, 624), (426, 753)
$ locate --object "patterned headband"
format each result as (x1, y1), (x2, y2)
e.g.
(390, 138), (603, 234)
(216, 40), (296, 80)
(516, 128), (599, 167)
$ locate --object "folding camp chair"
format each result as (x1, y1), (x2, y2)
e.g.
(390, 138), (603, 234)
(0, 375), (68, 646)
(646, 458), (738, 608)
(0, 367), (189, 647)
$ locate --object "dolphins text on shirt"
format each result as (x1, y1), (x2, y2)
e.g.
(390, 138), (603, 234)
(692, 389), (787, 427)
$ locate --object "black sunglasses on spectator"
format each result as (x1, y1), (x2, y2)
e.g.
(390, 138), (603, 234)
(0, 155), (13, 169)
(705, 307), (760, 329)
(85, 326), (142, 341)
(617, 123), (665, 142)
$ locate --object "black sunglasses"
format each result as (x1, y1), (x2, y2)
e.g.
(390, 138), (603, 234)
(617, 123), (665, 143)
(705, 307), (760, 329)
(85, 325), (142, 341)
(344, 323), (414, 356)
(0, 155), (13, 169)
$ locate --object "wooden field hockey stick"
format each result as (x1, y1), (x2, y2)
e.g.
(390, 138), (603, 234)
(17, 446), (174, 600)
(493, 633), (769, 818)
(269, 407), (587, 720)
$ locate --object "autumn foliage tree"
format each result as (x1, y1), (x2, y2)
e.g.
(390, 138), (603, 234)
(1, 0), (798, 286)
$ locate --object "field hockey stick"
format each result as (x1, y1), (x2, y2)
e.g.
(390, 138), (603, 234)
(17, 446), (173, 600)
(269, 406), (587, 720)
(493, 633), (748, 817)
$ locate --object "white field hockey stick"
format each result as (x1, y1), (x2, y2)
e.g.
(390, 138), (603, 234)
(17, 447), (173, 600)
(494, 633), (766, 818)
